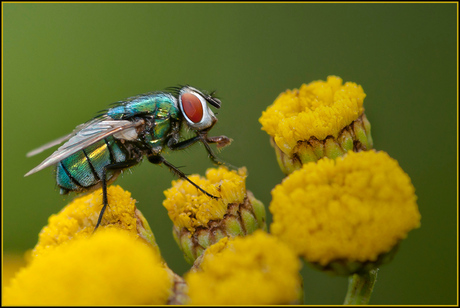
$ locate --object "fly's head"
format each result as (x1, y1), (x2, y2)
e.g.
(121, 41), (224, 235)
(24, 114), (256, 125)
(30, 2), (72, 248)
(176, 86), (221, 133)
(171, 85), (232, 151)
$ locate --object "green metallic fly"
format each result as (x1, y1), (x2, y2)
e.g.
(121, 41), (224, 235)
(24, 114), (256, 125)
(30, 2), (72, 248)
(25, 85), (232, 230)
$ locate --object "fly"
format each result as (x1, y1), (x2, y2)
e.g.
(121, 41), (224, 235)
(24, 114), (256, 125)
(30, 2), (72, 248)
(25, 85), (233, 231)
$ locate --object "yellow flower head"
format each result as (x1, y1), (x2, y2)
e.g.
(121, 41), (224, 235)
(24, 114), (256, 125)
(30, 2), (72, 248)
(163, 166), (266, 263)
(259, 76), (373, 174)
(270, 150), (421, 272)
(3, 228), (173, 305)
(185, 230), (303, 305)
(2, 254), (27, 291)
(163, 166), (247, 233)
(31, 185), (158, 258)
(260, 75), (366, 154)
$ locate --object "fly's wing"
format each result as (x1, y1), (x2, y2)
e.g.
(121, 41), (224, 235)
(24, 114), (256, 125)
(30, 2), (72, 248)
(25, 119), (103, 158)
(26, 133), (75, 158)
(24, 118), (144, 177)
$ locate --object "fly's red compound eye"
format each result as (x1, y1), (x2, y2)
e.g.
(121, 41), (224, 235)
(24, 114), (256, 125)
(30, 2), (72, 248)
(180, 93), (204, 123)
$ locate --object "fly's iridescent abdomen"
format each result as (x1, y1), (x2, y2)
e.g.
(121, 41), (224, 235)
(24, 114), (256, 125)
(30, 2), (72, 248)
(56, 136), (128, 194)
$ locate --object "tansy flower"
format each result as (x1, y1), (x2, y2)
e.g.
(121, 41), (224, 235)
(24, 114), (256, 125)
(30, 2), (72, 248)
(31, 185), (159, 258)
(270, 150), (420, 275)
(3, 228), (173, 305)
(259, 76), (373, 174)
(2, 253), (27, 292)
(185, 230), (303, 305)
(163, 166), (266, 264)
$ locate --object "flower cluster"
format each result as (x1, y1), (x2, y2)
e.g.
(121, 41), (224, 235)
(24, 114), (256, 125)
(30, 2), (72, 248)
(5, 76), (420, 305)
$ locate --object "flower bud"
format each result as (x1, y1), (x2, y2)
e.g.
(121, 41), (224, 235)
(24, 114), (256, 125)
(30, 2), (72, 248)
(260, 76), (373, 174)
(163, 167), (267, 263)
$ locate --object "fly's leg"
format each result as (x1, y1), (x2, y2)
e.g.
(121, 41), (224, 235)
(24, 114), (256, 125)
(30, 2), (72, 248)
(94, 160), (139, 232)
(200, 136), (237, 169)
(205, 135), (233, 149)
(147, 154), (219, 199)
(168, 134), (235, 168)
(167, 135), (201, 150)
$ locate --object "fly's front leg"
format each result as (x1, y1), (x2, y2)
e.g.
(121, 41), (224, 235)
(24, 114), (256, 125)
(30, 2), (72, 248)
(94, 160), (139, 232)
(168, 134), (235, 168)
(167, 135), (201, 151)
(206, 135), (233, 149)
(147, 154), (219, 199)
(200, 135), (236, 168)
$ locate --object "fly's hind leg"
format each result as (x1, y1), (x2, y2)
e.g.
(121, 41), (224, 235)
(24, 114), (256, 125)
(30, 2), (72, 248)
(93, 160), (139, 232)
(147, 154), (219, 199)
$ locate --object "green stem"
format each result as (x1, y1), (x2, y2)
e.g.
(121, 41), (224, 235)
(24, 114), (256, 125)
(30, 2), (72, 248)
(343, 268), (378, 305)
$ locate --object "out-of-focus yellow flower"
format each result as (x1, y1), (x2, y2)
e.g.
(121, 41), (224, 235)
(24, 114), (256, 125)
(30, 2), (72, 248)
(163, 167), (266, 263)
(2, 253), (27, 292)
(31, 185), (158, 258)
(185, 230), (303, 305)
(3, 228), (173, 305)
(270, 150), (420, 275)
(259, 76), (373, 174)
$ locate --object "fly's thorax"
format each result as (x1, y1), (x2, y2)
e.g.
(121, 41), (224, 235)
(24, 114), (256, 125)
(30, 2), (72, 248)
(132, 114), (180, 155)
(108, 92), (183, 156)
(107, 92), (179, 120)
(105, 91), (181, 154)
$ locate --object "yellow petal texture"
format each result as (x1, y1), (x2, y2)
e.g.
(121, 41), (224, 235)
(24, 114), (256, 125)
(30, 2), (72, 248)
(31, 185), (158, 258)
(163, 167), (247, 234)
(270, 150), (421, 266)
(3, 228), (173, 305)
(259, 76), (366, 155)
(185, 230), (302, 305)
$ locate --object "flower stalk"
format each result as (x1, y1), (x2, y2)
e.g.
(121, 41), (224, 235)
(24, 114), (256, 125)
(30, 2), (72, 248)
(343, 269), (379, 305)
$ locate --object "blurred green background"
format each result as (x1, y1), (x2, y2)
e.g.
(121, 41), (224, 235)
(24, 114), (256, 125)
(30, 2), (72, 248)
(3, 3), (457, 305)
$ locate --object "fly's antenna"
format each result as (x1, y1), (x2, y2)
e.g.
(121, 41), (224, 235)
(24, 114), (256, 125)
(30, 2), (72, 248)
(205, 90), (221, 109)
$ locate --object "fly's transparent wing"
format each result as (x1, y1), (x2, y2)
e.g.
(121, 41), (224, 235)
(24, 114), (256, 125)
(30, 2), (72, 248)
(26, 133), (75, 158)
(26, 118), (109, 158)
(24, 118), (144, 177)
